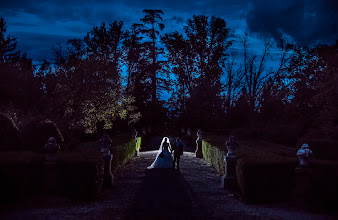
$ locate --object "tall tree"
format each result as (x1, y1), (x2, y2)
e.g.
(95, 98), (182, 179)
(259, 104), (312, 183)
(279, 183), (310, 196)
(161, 31), (196, 115)
(0, 17), (20, 63)
(162, 15), (231, 126)
(240, 34), (273, 109)
(46, 21), (140, 133)
(223, 50), (243, 113)
(238, 34), (293, 111)
(288, 41), (338, 138)
(0, 17), (39, 109)
(139, 9), (165, 105)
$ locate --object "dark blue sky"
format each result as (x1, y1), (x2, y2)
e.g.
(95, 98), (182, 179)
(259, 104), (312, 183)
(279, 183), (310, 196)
(1, 0), (337, 61)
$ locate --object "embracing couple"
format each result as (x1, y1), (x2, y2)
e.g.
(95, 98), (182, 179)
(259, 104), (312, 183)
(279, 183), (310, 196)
(147, 137), (183, 170)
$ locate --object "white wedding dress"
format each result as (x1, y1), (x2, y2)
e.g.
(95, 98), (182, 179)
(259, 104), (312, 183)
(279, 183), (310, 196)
(147, 137), (173, 169)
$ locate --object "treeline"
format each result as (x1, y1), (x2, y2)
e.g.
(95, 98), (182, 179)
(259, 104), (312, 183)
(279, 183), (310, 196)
(0, 10), (337, 146)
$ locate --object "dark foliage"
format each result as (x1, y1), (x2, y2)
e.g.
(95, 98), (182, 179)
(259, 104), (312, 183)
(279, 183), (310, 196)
(0, 113), (22, 150)
(162, 15), (231, 129)
(0, 13), (336, 149)
(236, 159), (298, 203)
(21, 117), (64, 152)
(0, 151), (44, 201)
(0, 17), (41, 110)
(310, 160), (338, 212)
(56, 157), (104, 200)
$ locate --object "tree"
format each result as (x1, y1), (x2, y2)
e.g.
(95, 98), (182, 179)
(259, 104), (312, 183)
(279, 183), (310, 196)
(46, 21), (140, 133)
(0, 17), (39, 109)
(223, 50), (243, 113)
(0, 17), (20, 63)
(238, 33), (294, 112)
(124, 24), (144, 92)
(139, 9), (165, 105)
(288, 41), (338, 138)
(162, 15), (231, 127)
(123, 23), (152, 108)
(239, 34), (273, 109)
(161, 31), (196, 117)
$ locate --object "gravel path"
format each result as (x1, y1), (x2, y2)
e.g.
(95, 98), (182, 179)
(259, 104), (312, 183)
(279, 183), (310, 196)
(1, 136), (336, 219)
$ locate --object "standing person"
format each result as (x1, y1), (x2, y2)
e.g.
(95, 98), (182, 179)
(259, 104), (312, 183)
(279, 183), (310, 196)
(147, 137), (173, 169)
(173, 137), (183, 170)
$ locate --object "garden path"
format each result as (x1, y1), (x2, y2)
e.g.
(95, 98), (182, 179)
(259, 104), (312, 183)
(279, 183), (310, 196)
(1, 136), (335, 219)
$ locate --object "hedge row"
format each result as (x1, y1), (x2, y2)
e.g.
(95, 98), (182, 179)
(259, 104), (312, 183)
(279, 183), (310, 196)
(111, 137), (141, 174)
(236, 159), (298, 203)
(202, 140), (226, 175)
(202, 139), (299, 203)
(0, 151), (104, 201)
(310, 160), (338, 211)
(0, 137), (142, 201)
(202, 139), (338, 210)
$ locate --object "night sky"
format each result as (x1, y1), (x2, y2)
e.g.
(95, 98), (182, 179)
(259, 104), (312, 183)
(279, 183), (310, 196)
(1, 0), (337, 62)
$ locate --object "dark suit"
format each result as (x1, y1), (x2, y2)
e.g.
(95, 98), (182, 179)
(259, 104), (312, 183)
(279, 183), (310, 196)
(173, 141), (183, 169)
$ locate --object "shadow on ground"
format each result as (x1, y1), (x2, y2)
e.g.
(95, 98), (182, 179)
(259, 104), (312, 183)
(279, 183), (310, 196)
(126, 168), (207, 219)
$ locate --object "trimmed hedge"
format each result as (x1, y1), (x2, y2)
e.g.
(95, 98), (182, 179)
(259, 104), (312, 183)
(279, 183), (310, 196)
(137, 137), (142, 152)
(202, 139), (299, 203)
(236, 159), (298, 203)
(0, 137), (141, 201)
(202, 138), (338, 210)
(111, 137), (141, 174)
(310, 160), (338, 211)
(0, 151), (104, 201)
(202, 140), (226, 175)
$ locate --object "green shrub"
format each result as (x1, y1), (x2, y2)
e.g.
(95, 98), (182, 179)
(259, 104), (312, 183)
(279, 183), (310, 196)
(202, 135), (338, 209)
(136, 137), (142, 151)
(236, 159), (298, 203)
(111, 138), (140, 174)
(202, 140), (226, 176)
(0, 113), (22, 150)
(22, 117), (64, 152)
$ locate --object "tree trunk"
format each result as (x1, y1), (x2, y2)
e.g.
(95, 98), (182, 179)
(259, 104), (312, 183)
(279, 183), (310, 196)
(151, 26), (157, 105)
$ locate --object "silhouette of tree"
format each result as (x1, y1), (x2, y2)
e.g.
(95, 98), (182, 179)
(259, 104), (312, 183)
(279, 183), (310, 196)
(124, 23), (152, 112)
(161, 31), (196, 118)
(223, 50), (243, 113)
(124, 24), (144, 92)
(240, 34), (274, 109)
(0, 17), (20, 63)
(288, 41), (338, 138)
(237, 34), (294, 113)
(162, 15), (231, 127)
(0, 17), (40, 110)
(139, 9), (165, 105)
(45, 21), (140, 133)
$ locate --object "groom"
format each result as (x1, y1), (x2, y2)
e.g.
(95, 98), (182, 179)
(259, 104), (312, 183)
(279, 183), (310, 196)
(172, 137), (183, 170)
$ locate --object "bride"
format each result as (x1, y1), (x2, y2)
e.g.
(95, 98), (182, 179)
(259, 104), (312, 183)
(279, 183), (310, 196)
(147, 137), (173, 169)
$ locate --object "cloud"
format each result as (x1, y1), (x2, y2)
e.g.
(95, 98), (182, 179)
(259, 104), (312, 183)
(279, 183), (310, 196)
(246, 0), (338, 46)
(2, 0), (336, 62)
(1, 0), (251, 61)
(13, 31), (74, 61)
